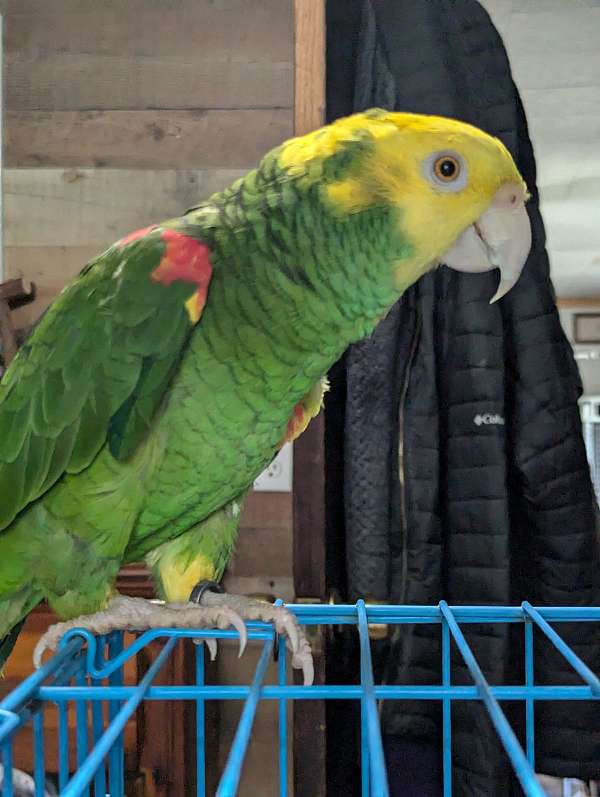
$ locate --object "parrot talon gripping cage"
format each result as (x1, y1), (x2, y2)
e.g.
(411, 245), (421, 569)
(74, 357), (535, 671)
(0, 601), (598, 797)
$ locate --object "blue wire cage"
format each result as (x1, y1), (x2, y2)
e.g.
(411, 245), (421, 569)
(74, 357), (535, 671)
(0, 601), (599, 797)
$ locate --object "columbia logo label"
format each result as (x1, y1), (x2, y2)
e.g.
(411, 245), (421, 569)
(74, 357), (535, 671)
(474, 413), (505, 426)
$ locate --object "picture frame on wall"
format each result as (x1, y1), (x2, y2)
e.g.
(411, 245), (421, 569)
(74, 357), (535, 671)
(574, 313), (600, 344)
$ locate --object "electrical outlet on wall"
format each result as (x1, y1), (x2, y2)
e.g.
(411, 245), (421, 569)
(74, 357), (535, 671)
(253, 443), (293, 492)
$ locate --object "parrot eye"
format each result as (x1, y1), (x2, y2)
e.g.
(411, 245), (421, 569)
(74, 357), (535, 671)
(423, 151), (467, 192)
(434, 156), (460, 181)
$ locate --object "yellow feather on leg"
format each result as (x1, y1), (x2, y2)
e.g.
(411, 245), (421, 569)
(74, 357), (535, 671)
(157, 556), (217, 603)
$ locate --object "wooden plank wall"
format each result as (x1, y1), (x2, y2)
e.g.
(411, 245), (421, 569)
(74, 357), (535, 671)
(3, 0), (294, 326)
(2, 2), (295, 794)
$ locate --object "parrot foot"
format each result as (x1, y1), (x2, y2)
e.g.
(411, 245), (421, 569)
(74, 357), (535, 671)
(192, 584), (314, 686)
(32, 595), (249, 669)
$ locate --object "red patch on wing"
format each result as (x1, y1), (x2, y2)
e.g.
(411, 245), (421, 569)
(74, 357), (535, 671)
(284, 404), (305, 444)
(117, 225), (158, 248)
(151, 230), (213, 322)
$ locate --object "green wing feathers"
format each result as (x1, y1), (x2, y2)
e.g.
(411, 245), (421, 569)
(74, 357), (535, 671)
(0, 223), (213, 530)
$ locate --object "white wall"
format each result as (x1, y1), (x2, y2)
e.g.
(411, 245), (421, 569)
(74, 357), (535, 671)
(480, 0), (600, 298)
(478, 2), (600, 395)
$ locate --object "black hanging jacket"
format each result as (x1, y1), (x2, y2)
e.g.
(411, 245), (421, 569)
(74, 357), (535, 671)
(325, 1), (600, 793)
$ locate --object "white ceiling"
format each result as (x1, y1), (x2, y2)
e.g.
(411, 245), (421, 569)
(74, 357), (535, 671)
(480, 0), (600, 297)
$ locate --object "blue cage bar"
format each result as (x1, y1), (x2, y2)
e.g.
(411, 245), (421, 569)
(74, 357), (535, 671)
(0, 601), (599, 796)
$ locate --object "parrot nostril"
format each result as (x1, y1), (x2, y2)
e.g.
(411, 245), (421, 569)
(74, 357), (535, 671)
(493, 184), (522, 209)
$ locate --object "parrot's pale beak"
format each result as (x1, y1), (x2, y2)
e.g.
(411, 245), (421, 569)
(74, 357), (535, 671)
(441, 183), (532, 303)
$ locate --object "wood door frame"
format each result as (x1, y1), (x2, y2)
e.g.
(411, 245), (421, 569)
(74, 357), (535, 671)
(292, 3), (327, 796)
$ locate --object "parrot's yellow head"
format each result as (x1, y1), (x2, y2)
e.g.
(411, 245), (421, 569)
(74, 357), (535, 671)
(279, 110), (531, 302)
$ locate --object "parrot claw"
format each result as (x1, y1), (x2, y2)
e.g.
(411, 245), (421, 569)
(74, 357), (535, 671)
(32, 594), (313, 684)
(196, 590), (314, 685)
(195, 636), (219, 661)
(32, 595), (249, 668)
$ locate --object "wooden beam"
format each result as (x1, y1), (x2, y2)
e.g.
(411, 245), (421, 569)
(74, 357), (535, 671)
(293, 414), (327, 599)
(292, 0), (326, 598)
(292, 0), (326, 594)
(294, 0), (326, 135)
(557, 297), (600, 308)
(292, 3), (327, 796)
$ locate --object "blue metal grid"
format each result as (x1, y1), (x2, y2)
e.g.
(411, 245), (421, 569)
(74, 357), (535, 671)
(1, 601), (599, 797)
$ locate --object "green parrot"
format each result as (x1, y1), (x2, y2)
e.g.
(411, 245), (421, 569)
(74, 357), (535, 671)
(0, 110), (531, 682)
